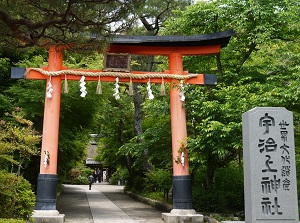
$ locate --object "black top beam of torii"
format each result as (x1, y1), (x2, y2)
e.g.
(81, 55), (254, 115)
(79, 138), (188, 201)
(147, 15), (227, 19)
(108, 30), (233, 47)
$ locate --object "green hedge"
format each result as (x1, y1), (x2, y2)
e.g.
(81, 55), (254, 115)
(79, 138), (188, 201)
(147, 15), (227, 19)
(0, 219), (25, 223)
(0, 172), (35, 220)
(193, 164), (244, 213)
(65, 166), (93, 184)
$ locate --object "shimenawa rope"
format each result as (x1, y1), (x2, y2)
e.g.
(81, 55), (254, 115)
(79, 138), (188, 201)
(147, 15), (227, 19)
(27, 68), (198, 80)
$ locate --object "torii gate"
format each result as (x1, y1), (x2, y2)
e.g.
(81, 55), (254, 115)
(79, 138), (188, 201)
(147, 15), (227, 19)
(12, 30), (233, 222)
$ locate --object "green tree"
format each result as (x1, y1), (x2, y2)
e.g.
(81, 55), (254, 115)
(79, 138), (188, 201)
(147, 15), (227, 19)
(164, 0), (300, 79)
(95, 86), (135, 174)
(0, 111), (41, 175)
(163, 0), (300, 191)
(119, 0), (192, 178)
(0, 111), (39, 220)
(0, 172), (35, 220)
(0, 0), (144, 48)
(138, 0), (192, 35)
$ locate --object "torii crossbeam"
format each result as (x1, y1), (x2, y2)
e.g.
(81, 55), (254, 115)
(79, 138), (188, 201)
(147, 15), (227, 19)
(11, 30), (233, 222)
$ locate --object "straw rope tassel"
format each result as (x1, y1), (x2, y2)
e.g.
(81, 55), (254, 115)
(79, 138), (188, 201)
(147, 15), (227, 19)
(160, 77), (166, 96)
(128, 77), (134, 96)
(96, 75), (102, 94)
(63, 74), (69, 93)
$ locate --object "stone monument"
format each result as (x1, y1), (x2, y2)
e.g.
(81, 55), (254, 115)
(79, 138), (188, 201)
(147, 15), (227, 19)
(242, 107), (299, 223)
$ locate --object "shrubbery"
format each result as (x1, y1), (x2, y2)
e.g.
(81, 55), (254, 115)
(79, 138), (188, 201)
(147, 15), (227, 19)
(0, 219), (25, 223)
(192, 164), (244, 213)
(0, 172), (35, 220)
(110, 168), (129, 185)
(65, 166), (93, 184)
(125, 169), (172, 202)
(122, 165), (244, 214)
(143, 169), (172, 194)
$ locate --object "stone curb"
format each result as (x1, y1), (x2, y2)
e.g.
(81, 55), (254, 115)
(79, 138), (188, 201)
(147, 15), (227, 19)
(124, 190), (222, 223)
(124, 190), (173, 213)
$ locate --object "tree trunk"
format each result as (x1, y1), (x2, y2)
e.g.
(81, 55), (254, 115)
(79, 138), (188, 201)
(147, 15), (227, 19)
(118, 118), (132, 174)
(236, 42), (257, 74)
(133, 84), (143, 137)
(134, 14), (157, 172)
(132, 56), (155, 172)
(216, 54), (223, 80)
(206, 155), (217, 190)
(190, 160), (201, 185)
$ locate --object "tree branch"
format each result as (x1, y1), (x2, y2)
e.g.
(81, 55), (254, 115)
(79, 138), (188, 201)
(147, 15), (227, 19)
(0, 0), (140, 48)
(235, 42), (257, 74)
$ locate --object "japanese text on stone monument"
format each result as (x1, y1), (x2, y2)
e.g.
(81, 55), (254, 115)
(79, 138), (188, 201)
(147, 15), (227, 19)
(243, 107), (299, 223)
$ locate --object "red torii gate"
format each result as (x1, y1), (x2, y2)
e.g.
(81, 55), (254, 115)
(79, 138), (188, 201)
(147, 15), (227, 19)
(12, 30), (233, 222)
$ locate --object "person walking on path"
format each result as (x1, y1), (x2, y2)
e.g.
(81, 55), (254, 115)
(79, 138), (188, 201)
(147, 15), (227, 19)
(88, 174), (94, 190)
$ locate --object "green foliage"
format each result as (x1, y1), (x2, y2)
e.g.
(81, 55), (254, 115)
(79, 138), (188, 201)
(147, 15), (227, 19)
(15, 54), (47, 68)
(153, 0), (300, 214)
(95, 86), (136, 171)
(132, 176), (145, 192)
(143, 169), (172, 193)
(64, 52), (104, 70)
(65, 166), (93, 185)
(5, 50), (48, 125)
(135, 0), (191, 34)
(0, 0), (144, 48)
(164, 0), (300, 77)
(0, 172), (35, 220)
(192, 164), (244, 213)
(4, 50), (111, 187)
(4, 81), (45, 126)
(116, 96), (172, 172)
(109, 168), (130, 185)
(142, 191), (165, 202)
(71, 176), (89, 185)
(0, 0), (300, 217)
(109, 172), (120, 185)
(0, 57), (10, 79)
(0, 219), (25, 223)
(0, 94), (14, 116)
(0, 111), (41, 175)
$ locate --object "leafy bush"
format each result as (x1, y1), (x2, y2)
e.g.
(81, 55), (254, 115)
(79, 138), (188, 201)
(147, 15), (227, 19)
(141, 191), (165, 202)
(110, 168), (129, 185)
(109, 172), (119, 185)
(0, 172), (35, 220)
(0, 219), (25, 223)
(73, 176), (89, 185)
(132, 176), (145, 192)
(193, 164), (244, 213)
(143, 169), (172, 193)
(65, 166), (93, 184)
(80, 166), (94, 177)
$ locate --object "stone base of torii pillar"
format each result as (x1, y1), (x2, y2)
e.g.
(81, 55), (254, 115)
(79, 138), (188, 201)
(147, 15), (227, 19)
(162, 209), (204, 223)
(162, 175), (204, 223)
(32, 210), (65, 223)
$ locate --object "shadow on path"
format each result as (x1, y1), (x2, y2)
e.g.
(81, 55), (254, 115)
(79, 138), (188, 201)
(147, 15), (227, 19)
(57, 183), (165, 223)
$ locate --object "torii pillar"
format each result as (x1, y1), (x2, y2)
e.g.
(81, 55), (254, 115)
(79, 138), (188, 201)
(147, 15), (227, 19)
(12, 30), (233, 223)
(18, 46), (66, 222)
(35, 47), (63, 210)
(169, 53), (192, 208)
